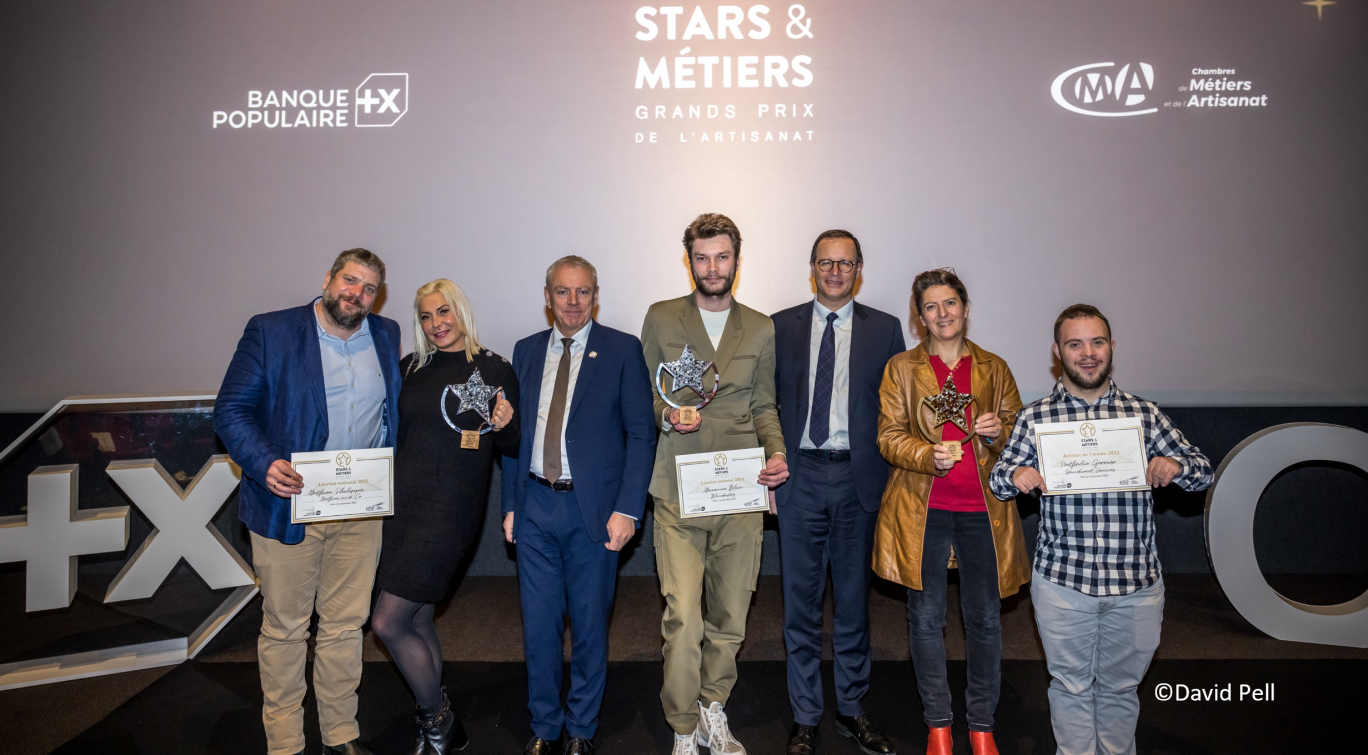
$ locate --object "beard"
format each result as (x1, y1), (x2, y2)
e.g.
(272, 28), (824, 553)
(322, 290), (370, 330)
(1062, 357), (1112, 391)
(692, 268), (736, 299)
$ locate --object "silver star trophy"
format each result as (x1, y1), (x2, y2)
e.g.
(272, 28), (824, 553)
(441, 367), (505, 437)
(656, 344), (720, 424)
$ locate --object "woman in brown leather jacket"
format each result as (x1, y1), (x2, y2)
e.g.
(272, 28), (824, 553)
(873, 269), (1029, 755)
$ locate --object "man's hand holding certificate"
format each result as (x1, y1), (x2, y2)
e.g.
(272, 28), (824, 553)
(290, 448), (395, 524)
(676, 447), (771, 518)
(1033, 418), (1149, 495)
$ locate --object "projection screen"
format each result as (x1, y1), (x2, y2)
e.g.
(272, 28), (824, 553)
(1, 0), (1364, 410)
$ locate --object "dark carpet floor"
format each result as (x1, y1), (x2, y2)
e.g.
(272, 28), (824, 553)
(53, 658), (1366, 755)
(10, 574), (1368, 753)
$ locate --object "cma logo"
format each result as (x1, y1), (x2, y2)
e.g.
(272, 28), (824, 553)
(1052, 62), (1157, 117)
(355, 73), (409, 127)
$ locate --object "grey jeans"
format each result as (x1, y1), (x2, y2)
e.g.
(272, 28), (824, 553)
(1031, 570), (1164, 755)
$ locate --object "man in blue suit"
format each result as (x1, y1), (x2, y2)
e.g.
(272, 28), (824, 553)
(501, 255), (657, 755)
(771, 231), (905, 755)
(215, 249), (401, 755)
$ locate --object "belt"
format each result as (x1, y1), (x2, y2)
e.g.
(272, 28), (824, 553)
(530, 473), (574, 492)
(796, 447), (851, 462)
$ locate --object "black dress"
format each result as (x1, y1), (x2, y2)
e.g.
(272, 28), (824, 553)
(378, 348), (519, 603)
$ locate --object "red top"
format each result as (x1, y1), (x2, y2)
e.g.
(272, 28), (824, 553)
(926, 354), (987, 512)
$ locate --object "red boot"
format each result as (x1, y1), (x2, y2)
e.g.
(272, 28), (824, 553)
(969, 730), (1000, 755)
(926, 726), (953, 755)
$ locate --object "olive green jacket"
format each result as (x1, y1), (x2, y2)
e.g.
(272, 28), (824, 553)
(641, 294), (785, 503)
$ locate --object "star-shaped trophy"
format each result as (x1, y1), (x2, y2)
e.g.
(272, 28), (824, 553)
(656, 344), (720, 424)
(917, 375), (977, 461)
(441, 367), (504, 447)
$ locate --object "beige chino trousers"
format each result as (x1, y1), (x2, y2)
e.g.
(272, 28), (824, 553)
(250, 519), (382, 755)
(653, 497), (764, 734)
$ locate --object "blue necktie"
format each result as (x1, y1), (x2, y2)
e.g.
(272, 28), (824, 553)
(809, 311), (838, 447)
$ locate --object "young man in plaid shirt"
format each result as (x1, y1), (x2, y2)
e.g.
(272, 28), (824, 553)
(989, 304), (1213, 755)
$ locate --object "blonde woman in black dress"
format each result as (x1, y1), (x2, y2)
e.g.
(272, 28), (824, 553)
(372, 279), (519, 755)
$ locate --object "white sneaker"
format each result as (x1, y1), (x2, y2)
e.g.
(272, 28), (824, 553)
(695, 701), (746, 755)
(673, 731), (699, 755)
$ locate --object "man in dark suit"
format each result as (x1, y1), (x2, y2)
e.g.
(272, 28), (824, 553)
(215, 248), (402, 755)
(501, 255), (657, 755)
(771, 231), (905, 755)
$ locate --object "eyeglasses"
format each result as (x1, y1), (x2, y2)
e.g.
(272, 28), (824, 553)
(815, 259), (857, 273)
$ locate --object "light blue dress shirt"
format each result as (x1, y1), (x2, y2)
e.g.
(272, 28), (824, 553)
(313, 300), (387, 451)
(800, 298), (854, 450)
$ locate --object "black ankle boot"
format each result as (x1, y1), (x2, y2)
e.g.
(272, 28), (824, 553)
(413, 688), (468, 755)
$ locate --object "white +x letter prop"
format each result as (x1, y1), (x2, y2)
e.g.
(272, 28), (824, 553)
(103, 455), (255, 603)
(0, 465), (129, 612)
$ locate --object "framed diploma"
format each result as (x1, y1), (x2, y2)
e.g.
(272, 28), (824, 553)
(290, 448), (394, 524)
(1034, 418), (1149, 495)
(675, 447), (769, 518)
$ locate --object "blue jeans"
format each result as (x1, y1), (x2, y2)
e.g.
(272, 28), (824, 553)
(906, 508), (1002, 732)
(1031, 570), (1165, 755)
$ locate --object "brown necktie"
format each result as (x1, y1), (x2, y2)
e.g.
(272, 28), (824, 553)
(541, 338), (574, 482)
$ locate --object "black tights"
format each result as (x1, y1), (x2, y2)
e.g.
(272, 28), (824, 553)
(372, 590), (443, 709)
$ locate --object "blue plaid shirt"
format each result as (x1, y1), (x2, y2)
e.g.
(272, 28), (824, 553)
(989, 380), (1213, 597)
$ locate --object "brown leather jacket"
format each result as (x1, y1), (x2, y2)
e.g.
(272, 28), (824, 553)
(873, 340), (1031, 597)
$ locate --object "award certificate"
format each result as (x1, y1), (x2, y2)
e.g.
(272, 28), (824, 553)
(291, 448), (394, 524)
(1034, 418), (1149, 496)
(676, 447), (769, 518)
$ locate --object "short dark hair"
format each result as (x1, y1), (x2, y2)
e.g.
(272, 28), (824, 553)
(329, 248), (386, 287)
(911, 268), (969, 312)
(809, 229), (863, 265)
(1053, 303), (1112, 343)
(682, 213), (742, 258)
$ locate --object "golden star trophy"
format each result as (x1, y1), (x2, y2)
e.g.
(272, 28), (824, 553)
(918, 375), (977, 462)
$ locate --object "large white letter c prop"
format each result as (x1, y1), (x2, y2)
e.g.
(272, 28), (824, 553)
(1205, 423), (1368, 648)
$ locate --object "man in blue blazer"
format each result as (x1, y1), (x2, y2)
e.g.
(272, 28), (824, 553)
(500, 256), (657, 755)
(771, 231), (905, 755)
(215, 249), (401, 755)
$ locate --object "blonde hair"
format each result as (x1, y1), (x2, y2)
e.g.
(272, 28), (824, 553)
(412, 279), (483, 369)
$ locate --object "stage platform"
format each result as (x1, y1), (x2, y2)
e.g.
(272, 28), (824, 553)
(5, 574), (1366, 754)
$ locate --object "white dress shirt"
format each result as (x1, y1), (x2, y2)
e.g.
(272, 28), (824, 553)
(530, 319), (593, 480)
(800, 298), (854, 451)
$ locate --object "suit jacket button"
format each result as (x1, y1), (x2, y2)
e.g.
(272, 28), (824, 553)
(993, 519), (1001, 527)
(980, 456), (988, 466)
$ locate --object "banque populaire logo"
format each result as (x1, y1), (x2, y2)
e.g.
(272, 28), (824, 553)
(211, 72), (409, 130)
(1052, 62), (1157, 117)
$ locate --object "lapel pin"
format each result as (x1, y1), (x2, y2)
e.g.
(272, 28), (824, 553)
(588, 351), (598, 358)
